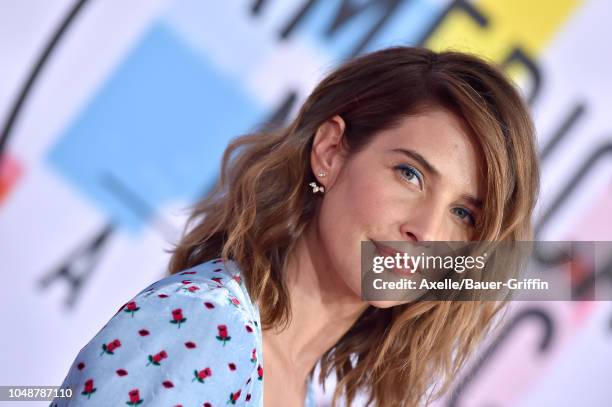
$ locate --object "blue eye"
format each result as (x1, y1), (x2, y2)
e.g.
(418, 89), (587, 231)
(395, 165), (423, 188)
(452, 207), (476, 226)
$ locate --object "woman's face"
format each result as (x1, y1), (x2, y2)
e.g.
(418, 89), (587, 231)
(312, 107), (483, 308)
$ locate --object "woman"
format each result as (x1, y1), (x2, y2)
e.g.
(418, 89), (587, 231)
(52, 46), (539, 406)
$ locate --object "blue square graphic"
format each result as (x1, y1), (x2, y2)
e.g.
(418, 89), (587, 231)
(47, 22), (265, 232)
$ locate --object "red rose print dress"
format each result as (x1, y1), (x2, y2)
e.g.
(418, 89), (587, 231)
(50, 258), (317, 406)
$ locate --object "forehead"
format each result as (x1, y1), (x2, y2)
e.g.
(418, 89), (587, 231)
(369, 107), (483, 196)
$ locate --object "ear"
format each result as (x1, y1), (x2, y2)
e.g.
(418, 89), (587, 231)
(310, 115), (347, 191)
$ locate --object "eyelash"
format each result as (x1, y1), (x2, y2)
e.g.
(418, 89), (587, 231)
(395, 164), (423, 188)
(451, 207), (476, 227)
(394, 164), (476, 227)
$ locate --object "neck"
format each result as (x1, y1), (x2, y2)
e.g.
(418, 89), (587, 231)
(262, 221), (369, 382)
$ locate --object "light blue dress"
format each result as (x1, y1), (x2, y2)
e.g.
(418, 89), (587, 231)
(51, 258), (317, 406)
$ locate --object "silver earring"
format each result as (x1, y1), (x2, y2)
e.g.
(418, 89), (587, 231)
(309, 182), (325, 194)
(318, 171), (326, 178)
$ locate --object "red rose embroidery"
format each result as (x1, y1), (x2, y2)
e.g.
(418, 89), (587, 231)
(228, 389), (241, 404)
(124, 301), (140, 317)
(126, 389), (143, 405)
(162, 380), (174, 388)
(251, 348), (257, 363)
(211, 277), (224, 286)
(116, 369), (128, 376)
(147, 350), (168, 366)
(228, 363), (236, 371)
(192, 367), (212, 383)
(204, 302), (215, 309)
(185, 285), (200, 293)
(257, 364), (263, 380)
(229, 297), (241, 306)
(138, 329), (150, 336)
(100, 339), (121, 356)
(245, 324), (253, 333)
(81, 378), (96, 399)
(216, 325), (231, 346)
(170, 308), (187, 328)
(179, 271), (197, 275)
(185, 341), (197, 349)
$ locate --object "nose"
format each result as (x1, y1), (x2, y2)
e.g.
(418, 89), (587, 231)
(399, 202), (446, 243)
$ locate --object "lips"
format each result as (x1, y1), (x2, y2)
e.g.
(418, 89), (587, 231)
(372, 240), (407, 258)
(371, 241), (414, 276)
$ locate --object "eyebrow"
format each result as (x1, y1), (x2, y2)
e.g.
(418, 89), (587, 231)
(460, 193), (483, 210)
(390, 148), (441, 178)
(390, 148), (483, 209)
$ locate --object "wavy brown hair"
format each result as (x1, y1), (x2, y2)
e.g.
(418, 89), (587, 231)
(167, 46), (540, 406)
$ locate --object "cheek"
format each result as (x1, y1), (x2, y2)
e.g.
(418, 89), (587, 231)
(314, 167), (377, 295)
(317, 177), (363, 260)
(347, 169), (407, 237)
(322, 164), (407, 245)
(321, 165), (386, 243)
(316, 164), (406, 295)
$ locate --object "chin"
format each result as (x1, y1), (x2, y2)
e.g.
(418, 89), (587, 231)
(367, 300), (408, 309)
